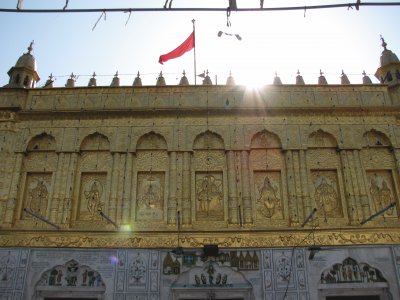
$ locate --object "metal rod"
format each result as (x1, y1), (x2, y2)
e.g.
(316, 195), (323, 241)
(301, 208), (317, 227)
(192, 19), (196, 86)
(360, 202), (396, 225)
(1, 2), (399, 14)
(238, 205), (243, 227)
(23, 208), (60, 229)
(99, 211), (119, 229)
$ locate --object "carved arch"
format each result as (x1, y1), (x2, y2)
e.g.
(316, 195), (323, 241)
(250, 130), (281, 149)
(35, 259), (106, 299)
(308, 129), (337, 148)
(193, 130), (225, 150)
(27, 133), (56, 152)
(80, 132), (110, 151)
(363, 129), (392, 147)
(136, 131), (167, 150)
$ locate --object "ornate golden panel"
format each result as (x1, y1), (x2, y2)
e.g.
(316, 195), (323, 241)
(367, 171), (398, 217)
(195, 172), (224, 221)
(136, 172), (165, 221)
(254, 171), (283, 221)
(78, 173), (107, 221)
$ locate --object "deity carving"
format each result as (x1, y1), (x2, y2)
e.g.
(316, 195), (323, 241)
(313, 174), (340, 217)
(0, 251), (16, 289)
(28, 180), (49, 216)
(196, 174), (223, 220)
(257, 176), (281, 218)
(128, 253), (147, 286)
(84, 180), (104, 218)
(137, 173), (164, 221)
(369, 173), (395, 216)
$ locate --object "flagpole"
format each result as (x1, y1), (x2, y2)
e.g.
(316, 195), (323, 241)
(192, 19), (197, 85)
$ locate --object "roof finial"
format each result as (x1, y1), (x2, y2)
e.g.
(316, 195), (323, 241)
(380, 35), (387, 50)
(27, 40), (34, 54)
(183, 70), (186, 76)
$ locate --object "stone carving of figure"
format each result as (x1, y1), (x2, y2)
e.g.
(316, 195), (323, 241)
(29, 181), (49, 216)
(370, 176), (394, 216)
(142, 182), (160, 209)
(257, 176), (281, 218)
(84, 181), (103, 217)
(197, 175), (222, 213)
(314, 176), (339, 216)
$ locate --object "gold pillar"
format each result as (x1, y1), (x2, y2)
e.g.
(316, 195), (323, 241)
(182, 152), (191, 225)
(116, 153), (126, 224)
(241, 150), (252, 224)
(354, 150), (370, 218)
(339, 150), (359, 224)
(3, 152), (24, 226)
(68, 152), (79, 225)
(109, 152), (120, 222)
(167, 151), (177, 225)
(285, 150), (299, 225)
(227, 150), (238, 224)
(299, 150), (312, 218)
(50, 152), (64, 223)
(122, 152), (133, 224)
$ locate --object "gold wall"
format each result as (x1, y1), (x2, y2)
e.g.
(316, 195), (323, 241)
(0, 84), (400, 248)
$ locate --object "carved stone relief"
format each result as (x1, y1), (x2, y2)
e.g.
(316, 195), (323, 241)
(23, 173), (52, 219)
(312, 171), (343, 218)
(367, 171), (397, 217)
(254, 172), (283, 220)
(320, 257), (387, 283)
(78, 173), (107, 220)
(127, 252), (147, 290)
(0, 251), (17, 289)
(136, 172), (164, 221)
(195, 173), (223, 221)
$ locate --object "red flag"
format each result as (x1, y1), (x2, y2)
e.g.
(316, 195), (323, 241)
(159, 31), (195, 64)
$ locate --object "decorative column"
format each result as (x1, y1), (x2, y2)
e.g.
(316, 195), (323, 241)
(292, 151), (304, 222)
(3, 152), (24, 226)
(115, 153), (126, 224)
(109, 152), (120, 222)
(284, 150), (299, 225)
(393, 149), (400, 176)
(182, 152), (192, 225)
(67, 152), (79, 225)
(50, 152), (64, 223)
(227, 150), (238, 224)
(299, 150), (312, 217)
(339, 150), (359, 224)
(241, 150), (252, 224)
(347, 150), (364, 221)
(167, 151), (177, 225)
(354, 150), (370, 218)
(121, 152), (133, 224)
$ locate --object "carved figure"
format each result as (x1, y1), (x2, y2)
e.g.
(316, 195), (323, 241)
(141, 181), (160, 209)
(197, 175), (222, 213)
(370, 175), (394, 215)
(84, 181), (103, 217)
(29, 180), (49, 216)
(314, 176), (339, 216)
(257, 176), (280, 218)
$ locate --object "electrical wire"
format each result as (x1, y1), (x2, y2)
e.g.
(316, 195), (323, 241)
(1, 2), (400, 13)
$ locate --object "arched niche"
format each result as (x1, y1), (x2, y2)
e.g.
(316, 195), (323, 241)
(193, 130), (224, 150)
(318, 257), (392, 300)
(306, 129), (345, 225)
(34, 259), (106, 300)
(134, 131), (169, 225)
(192, 131), (226, 223)
(17, 133), (58, 227)
(170, 262), (254, 300)
(361, 129), (398, 221)
(80, 132), (110, 152)
(27, 133), (57, 152)
(74, 132), (112, 226)
(249, 130), (285, 225)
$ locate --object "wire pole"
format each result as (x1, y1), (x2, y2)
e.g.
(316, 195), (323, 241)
(192, 19), (197, 86)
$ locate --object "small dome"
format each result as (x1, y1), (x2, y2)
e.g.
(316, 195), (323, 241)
(110, 71), (120, 87)
(179, 70), (189, 85)
(156, 71), (166, 86)
(273, 72), (282, 85)
(15, 42), (37, 71)
(318, 70), (328, 85)
(340, 70), (350, 85)
(379, 37), (399, 67)
(295, 70), (305, 85)
(362, 70), (373, 84)
(226, 71), (235, 85)
(202, 70), (212, 85)
(133, 71), (142, 86)
(88, 72), (97, 87)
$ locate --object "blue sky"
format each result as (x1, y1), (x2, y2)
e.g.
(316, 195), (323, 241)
(0, 0), (399, 87)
